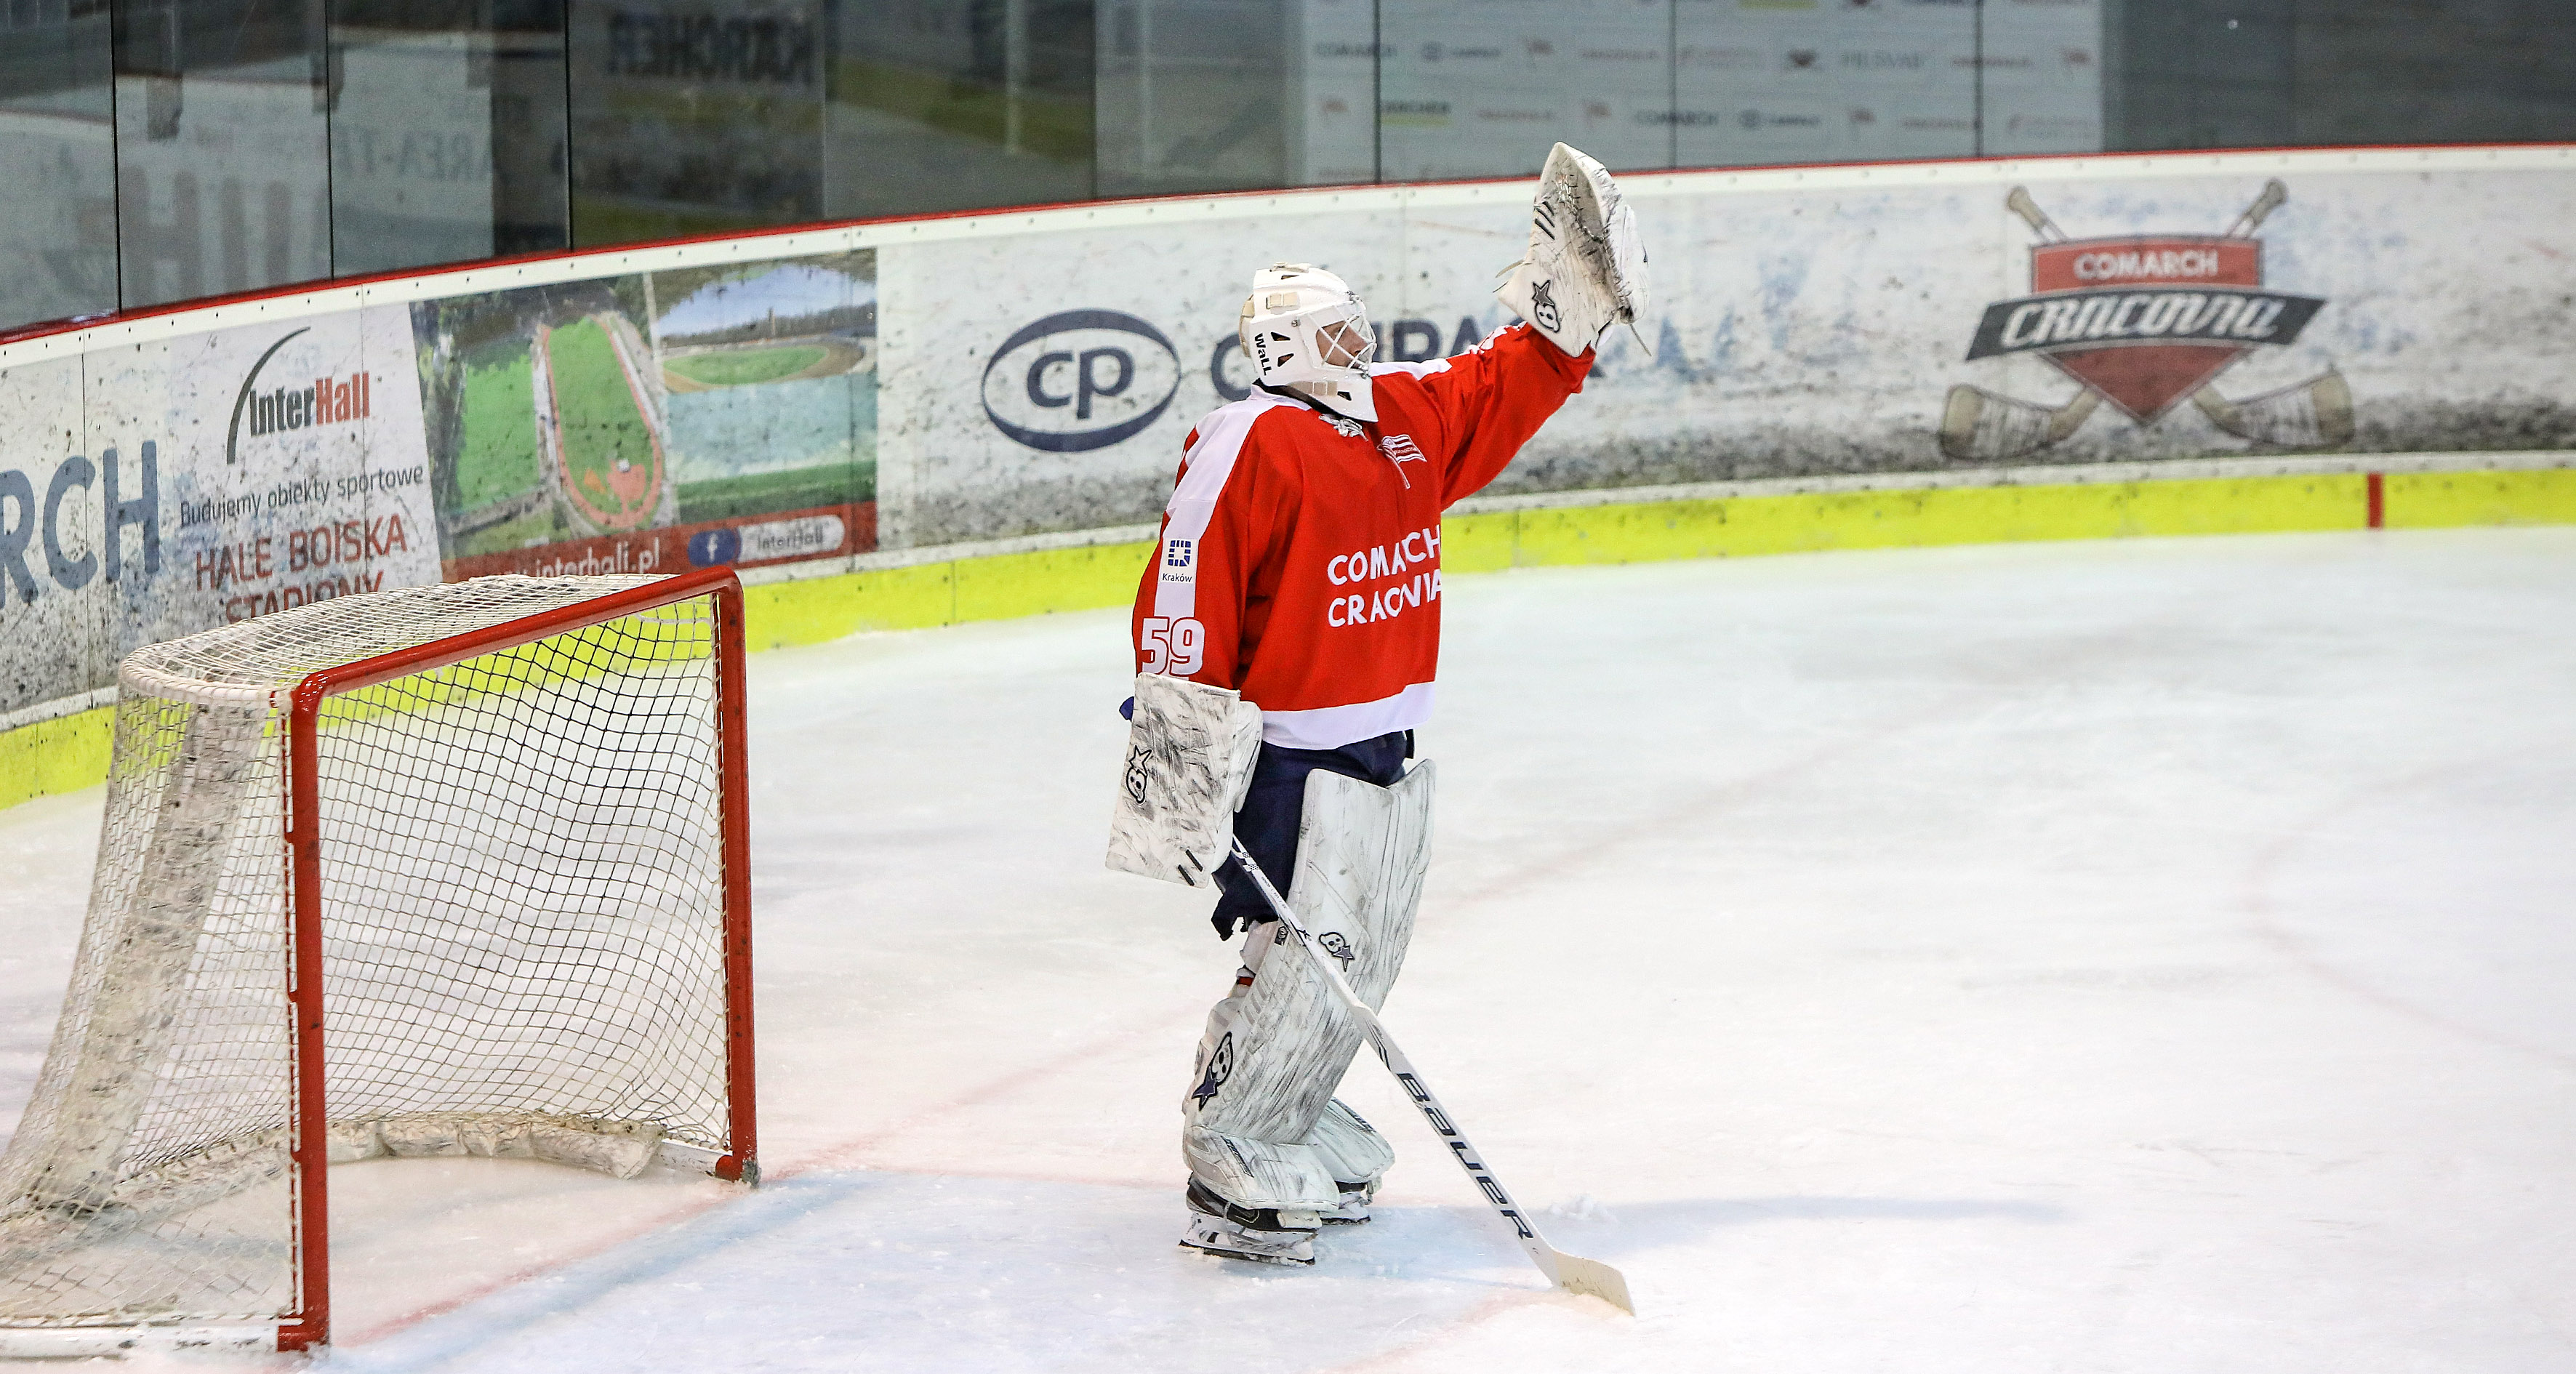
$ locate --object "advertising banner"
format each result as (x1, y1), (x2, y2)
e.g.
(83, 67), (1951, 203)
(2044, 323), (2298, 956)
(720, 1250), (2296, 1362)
(1, 248), (874, 715)
(891, 161), (2575, 550)
(0, 304), (438, 714)
(4, 148), (2572, 716)
(414, 248), (876, 580)
(883, 204), (1416, 546)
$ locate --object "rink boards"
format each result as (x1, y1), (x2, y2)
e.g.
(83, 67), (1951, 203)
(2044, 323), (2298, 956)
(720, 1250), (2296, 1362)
(7, 449), (2574, 811)
(727, 451), (2576, 651)
(5, 144), (2576, 805)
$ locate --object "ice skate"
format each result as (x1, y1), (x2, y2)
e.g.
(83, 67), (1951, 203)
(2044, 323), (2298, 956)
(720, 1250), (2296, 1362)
(1180, 1178), (1319, 1265)
(1309, 1099), (1394, 1224)
(1320, 1179), (1375, 1225)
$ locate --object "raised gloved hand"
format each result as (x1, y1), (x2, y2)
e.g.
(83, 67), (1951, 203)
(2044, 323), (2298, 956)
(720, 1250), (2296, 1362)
(1494, 142), (1650, 358)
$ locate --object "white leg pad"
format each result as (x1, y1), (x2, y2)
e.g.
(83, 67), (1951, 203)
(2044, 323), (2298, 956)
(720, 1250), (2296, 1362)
(1183, 763), (1433, 1207)
(1183, 1126), (1338, 1216)
(1306, 1099), (1395, 1188)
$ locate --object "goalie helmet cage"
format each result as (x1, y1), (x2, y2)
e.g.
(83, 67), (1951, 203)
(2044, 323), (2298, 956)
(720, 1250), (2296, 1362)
(0, 569), (756, 1357)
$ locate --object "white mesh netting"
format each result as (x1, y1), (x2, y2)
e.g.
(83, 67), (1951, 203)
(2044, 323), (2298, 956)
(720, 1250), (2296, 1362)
(0, 575), (738, 1330)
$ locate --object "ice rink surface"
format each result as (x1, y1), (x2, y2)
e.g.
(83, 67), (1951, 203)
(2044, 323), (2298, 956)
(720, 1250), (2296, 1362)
(1, 527), (2571, 1371)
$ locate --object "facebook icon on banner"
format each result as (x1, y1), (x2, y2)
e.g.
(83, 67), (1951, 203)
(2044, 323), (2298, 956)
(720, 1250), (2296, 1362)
(688, 528), (741, 567)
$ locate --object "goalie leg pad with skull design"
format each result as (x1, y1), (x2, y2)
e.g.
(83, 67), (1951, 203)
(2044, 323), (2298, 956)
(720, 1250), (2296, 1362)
(1183, 763), (1435, 1210)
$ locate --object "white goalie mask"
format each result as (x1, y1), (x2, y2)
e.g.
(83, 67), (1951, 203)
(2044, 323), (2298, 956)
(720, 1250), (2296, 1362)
(1238, 262), (1378, 422)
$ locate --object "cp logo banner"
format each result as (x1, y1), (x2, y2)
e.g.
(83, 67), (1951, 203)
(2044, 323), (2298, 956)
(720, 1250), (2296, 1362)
(982, 310), (1182, 453)
(1941, 180), (2354, 462)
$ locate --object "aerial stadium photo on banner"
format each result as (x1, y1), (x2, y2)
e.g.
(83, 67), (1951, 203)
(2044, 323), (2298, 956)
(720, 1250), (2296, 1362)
(414, 249), (878, 581)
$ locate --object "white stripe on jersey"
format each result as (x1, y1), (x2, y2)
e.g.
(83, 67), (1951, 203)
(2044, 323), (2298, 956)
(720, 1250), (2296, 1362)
(1154, 392), (1299, 622)
(1260, 681), (1437, 750)
(1368, 356), (1455, 379)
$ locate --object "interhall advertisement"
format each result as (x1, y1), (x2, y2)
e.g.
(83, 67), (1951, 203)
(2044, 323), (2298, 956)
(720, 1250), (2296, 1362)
(1, 252), (876, 715)
(2, 148), (2570, 715)
(0, 308), (439, 714)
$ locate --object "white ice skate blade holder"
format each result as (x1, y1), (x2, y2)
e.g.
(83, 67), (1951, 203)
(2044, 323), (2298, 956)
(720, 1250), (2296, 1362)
(1181, 1212), (1316, 1266)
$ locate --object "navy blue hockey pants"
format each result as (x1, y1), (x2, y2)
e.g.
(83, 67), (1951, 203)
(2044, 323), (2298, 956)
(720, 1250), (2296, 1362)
(1208, 730), (1411, 939)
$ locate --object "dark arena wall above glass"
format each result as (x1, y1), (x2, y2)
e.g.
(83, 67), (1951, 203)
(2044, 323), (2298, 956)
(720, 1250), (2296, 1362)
(1, 0), (2570, 336)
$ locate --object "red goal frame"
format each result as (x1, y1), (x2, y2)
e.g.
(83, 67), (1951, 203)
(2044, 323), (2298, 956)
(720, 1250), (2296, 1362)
(274, 567), (756, 1351)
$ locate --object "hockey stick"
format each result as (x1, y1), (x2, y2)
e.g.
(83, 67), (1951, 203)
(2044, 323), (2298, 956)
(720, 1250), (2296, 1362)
(2224, 178), (2288, 239)
(2193, 367), (2355, 447)
(2186, 182), (2353, 447)
(2004, 185), (2069, 243)
(1225, 834), (1635, 1314)
(1935, 187), (2097, 462)
(1938, 384), (2100, 462)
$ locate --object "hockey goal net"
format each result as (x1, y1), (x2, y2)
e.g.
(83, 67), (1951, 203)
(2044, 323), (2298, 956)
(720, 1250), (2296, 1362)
(0, 569), (755, 1354)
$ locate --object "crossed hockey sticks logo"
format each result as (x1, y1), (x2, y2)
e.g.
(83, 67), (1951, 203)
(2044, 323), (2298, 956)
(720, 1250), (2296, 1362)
(1940, 180), (2355, 463)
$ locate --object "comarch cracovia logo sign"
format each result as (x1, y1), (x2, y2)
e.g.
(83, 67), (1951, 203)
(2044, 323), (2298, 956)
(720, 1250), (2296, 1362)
(1940, 180), (2354, 462)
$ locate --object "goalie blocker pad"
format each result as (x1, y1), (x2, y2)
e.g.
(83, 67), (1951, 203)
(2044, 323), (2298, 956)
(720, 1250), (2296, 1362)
(1184, 763), (1432, 1210)
(1106, 674), (1262, 887)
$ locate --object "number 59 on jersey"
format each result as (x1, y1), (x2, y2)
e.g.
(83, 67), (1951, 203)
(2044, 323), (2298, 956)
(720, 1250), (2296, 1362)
(1139, 616), (1207, 675)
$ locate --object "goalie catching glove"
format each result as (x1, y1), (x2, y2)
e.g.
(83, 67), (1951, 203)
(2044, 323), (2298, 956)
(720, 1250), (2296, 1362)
(1495, 142), (1650, 358)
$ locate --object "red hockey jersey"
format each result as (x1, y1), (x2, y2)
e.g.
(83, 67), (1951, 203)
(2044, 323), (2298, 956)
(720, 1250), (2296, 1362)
(1131, 323), (1592, 749)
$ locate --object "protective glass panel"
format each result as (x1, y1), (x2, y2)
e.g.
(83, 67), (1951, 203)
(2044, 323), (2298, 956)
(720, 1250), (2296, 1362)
(327, 0), (571, 276)
(829, 0), (1096, 218)
(1672, 0), (1981, 170)
(1094, 0), (1287, 196)
(1379, 0), (1675, 182)
(0, 0), (118, 333)
(112, 0), (332, 310)
(566, 0), (825, 246)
